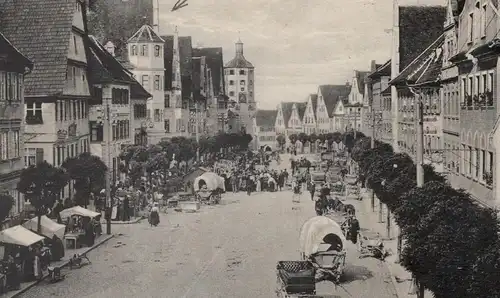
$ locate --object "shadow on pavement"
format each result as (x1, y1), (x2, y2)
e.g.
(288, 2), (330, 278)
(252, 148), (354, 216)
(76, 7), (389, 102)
(341, 264), (374, 284)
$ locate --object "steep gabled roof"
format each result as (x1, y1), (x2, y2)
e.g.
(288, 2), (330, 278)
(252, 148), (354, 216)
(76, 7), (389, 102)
(297, 102), (307, 121)
(390, 34), (444, 86)
(355, 71), (371, 93)
(0, 32), (33, 71)
(161, 35), (174, 91)
(193, 47), (225, 96)
(179, 36), (193, 99)
(368, 60), (391, 79)
(255, 110), (277, 127)
(319, 85), (351, 117)
(399, 6), (446, 72)
(310, 94), (318, 119)
(87, 36), (151, 99)
(0, 0), (76, 97)
(281, 102), (296, 128)
(128, 24), (164, 43)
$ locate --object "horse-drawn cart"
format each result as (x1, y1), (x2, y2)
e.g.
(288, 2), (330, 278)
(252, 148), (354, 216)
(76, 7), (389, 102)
(299, 216), (347, 283)
(193, 172), (225, 204)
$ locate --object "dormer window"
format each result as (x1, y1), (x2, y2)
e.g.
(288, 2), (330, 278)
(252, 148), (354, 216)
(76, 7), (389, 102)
(140, 45), (148, 56)
(154, 45), (161, 57)
(239, 70), (245, 75)
(131, 45), (138, 56)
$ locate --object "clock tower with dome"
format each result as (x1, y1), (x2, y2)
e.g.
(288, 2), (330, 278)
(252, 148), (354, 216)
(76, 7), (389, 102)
(224, 39), (255, 134)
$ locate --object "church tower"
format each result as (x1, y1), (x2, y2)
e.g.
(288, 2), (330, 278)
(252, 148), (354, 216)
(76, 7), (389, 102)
(127, 24), (165, 144)
(224, 39), (255, 134)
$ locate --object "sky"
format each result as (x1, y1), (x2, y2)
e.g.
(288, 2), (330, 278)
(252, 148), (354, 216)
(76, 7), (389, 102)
(157, 0), (445, 110)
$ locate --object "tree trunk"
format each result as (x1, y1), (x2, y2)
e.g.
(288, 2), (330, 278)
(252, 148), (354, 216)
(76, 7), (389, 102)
(397, 232), (402, 263)
(378, 201), (383, 223)
(37, 214), (42, 234)
(386, 209), (391, 239)
(417, 280), (425, 298)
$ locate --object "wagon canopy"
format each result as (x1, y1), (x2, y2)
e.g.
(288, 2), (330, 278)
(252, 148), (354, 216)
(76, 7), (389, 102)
(194, 172), (225, 192)
(299, 216), (347, 258)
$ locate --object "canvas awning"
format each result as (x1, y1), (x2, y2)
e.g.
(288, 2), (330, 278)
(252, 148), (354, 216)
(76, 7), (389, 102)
(299, 216), (347, 258)
(194, 172), (225, 192)
(0, 225), (44, 246)
(22, 215), (66, 239)
(60, 206), (101, 219)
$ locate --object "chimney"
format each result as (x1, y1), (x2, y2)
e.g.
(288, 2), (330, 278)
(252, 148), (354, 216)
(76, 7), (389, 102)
(371, 60), (377, 72)
(104, 41), (115, 57)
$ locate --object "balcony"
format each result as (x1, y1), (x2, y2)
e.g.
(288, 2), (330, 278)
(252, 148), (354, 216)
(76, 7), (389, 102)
(461, 92), (494, 110)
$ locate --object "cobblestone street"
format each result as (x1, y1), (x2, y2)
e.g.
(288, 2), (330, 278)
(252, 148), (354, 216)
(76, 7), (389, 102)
(22, 187), (398, 298)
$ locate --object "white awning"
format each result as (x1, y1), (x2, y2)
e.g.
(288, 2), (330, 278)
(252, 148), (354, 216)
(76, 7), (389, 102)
(0, 225), (44, 246)
(60, 206), (101, 219)
(299, 216), (347, 257)
(22, 215), (66, 239)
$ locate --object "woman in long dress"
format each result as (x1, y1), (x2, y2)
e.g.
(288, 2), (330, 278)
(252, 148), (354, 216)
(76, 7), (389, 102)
(149, 202), (160, 227)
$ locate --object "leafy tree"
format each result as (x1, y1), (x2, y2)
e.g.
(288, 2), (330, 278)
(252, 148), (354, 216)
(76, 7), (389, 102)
(87, 0), (153, 57)
(398, 182), (498, 298)
(332, 132), (342, 144)
(289, 134), (298, 144)
(0, 192), (14, 229)
(276, 134), (286, 150)
(298, 132), (309, 145)
(62, 153), (107, 208)
(17, 162), (69, 233)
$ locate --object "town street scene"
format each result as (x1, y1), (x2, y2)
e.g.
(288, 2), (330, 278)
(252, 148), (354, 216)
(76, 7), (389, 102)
(0, 0), (498, 297)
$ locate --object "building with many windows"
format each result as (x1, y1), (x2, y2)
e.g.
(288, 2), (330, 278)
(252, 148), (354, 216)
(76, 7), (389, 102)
(253, 110), (277, 151)
(224, 39), (255, 134)
(446, 0), (498, 206)
(365, 60), (391, 143)
(87, 36), (150, 184)
(1, 0), (93, 201)
(127, 24), (165, 144)
(0, 32), (33, 219)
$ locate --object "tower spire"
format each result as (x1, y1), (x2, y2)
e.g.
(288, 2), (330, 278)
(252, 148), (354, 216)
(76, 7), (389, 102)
(235, 38), (243, 56)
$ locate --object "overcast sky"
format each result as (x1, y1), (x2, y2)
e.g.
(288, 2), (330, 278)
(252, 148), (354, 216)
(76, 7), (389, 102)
(158, 0), (445, 110)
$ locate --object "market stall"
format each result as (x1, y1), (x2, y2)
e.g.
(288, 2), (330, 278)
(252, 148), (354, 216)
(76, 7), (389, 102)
(59, 206), (101, 249)
(22, 216), (65, 240)
(0, 226), (44, 247)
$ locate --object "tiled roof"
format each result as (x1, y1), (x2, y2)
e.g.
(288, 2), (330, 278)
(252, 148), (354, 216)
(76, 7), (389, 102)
(179, 36), (193, 99)
(390, 34), (444, 86)
(255, 110), (277, 127)
(297, 102), (307, 121)
(310, 94), (318, 120)
(0, 32), (33, 71)
(399, 6), (446, 72)
(88, 36), (151, 99)
(281, 102), (296, 128)
(225, 39), (254, 68)
(368, 60), (391, 79)
(319, 85), (351, 117)
(355, 71), (371, 93)
(128, 24), (164, 43)
(161, 35), (174, 91)
(193, 47), (225, 96)
(192, 57), (203, 102)
(225, 55), (254, 68)
(0, 0), (75, 97)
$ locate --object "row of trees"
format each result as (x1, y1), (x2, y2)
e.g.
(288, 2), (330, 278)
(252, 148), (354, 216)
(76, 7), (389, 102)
(351, 136), (500, 297)
(276, 131), (365, 152)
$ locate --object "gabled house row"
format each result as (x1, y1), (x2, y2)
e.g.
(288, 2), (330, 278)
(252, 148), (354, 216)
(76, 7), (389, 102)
(362, 0), (500, 207)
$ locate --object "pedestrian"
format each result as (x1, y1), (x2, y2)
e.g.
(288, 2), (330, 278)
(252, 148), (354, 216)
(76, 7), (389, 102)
(230, 174), (238, 193)
(308, 180), (316, 201)
(149, 202), (160, 227)
(292, 178), (301, 202)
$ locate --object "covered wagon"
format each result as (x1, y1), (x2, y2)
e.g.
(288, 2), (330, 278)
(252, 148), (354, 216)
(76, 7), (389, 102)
(194, 172), (225, 204)
(299, 216), (347, 283)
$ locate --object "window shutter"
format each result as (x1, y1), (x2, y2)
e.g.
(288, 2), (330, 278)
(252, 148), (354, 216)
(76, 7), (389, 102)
(35, 148), (44, 164)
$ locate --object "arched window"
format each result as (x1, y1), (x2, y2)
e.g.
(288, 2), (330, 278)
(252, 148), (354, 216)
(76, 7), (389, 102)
(154, 45), (161, 57)
(140, 45), (148, 56)
(131, 45), (138, 56)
